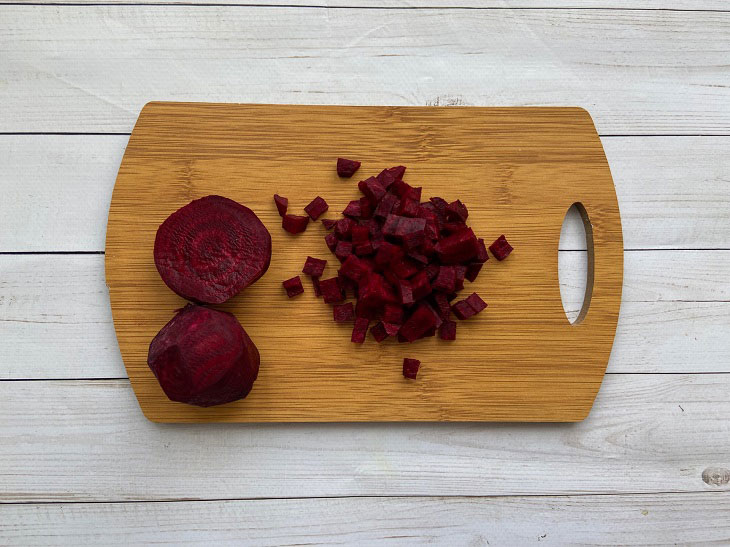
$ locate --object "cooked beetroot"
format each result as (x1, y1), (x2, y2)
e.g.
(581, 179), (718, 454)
(433, 265), (456, 293)
(360, 197), (375, 220)
(304, 196), (329, 220)
(335, 218), (354, 240)
(383, 322), (401, 336)
(429, 196), (448, 216)
(322, 218), (337, 230)
(399, 280), (414, 306)
(445, 200), (468, 222)
(282, 276), (304, 298)
(333, 302), (354, 323)
(335, 240), (353, 262)
(399, 304), (438, 342)
(147, 304), (259, 407)
(391, 257), (420, 280)
(337, 157), (361, 178)
(325, 232), (338, 251)
(358, 177), (386, 203)
(352, 225), (370, 246)
(351, 317), (369, 343)
(475, 238), (489, 263)
(402, 358), (420, 379)
(410, 270), (432, 301)
(282, 214), (309, 234)
(489, 234), (513, 260)
(303, 256), (327, 277)
(433, 292), (451, 319)
(465, 262), (483, 283)
(274, 194), (288, 217)
(454, 265), (467, 291)
(383, 303), (404, 324)
(465, 292), (487, 314)
(320, 277), (345, 304)
(439, 320), (457, 340)
(154, 195), (272, 304)
(374, 193), (399, 219)
(370, 321), (389, 342)
(339, 254), (369, 283)
(312, 276), (322, 297)
(355, 242), (374, 256)
(436, 227), (479, 264)
(451, 299), (475, 320)
(375, 241), (403, 267)
(382, 214), (426, 240)
(343, 200), (362, 218)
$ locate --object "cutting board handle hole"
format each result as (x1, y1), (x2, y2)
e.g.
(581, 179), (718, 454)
(559, 202), (594, 325)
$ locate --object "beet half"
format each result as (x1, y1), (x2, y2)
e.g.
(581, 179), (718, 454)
(148, 304), (260, 407)
(154, 195), (272, 304)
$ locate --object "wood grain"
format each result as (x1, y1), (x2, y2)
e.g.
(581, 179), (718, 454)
(2, 493), (729, 546)
(2, 7), (729, 135)
(105, 103), (623, 422)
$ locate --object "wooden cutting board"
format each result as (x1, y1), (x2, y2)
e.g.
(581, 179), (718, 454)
(106, 102), (622, 423)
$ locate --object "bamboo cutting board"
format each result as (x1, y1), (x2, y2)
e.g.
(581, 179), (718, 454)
(106, 102), (622, 423)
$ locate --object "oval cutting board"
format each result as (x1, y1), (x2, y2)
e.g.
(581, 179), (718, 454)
(105, 103), (622, 423)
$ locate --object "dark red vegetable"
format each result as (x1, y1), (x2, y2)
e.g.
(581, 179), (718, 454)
(325, 232), (338, 251)
(282, 214), (309, 234)
(402, 358), (420, 379)
(451, 292), (487, 320)
(312, 276), (322, 297)
(439, 320), (457, 340)
(154, 195), (272, 304)
(358, 177), (386, 204)
(465, 292), (487, 314)
(333, 302), (355, 323)
(445, 200), (468, 222)
(337, 157), (361, 178)
(322, 218), (337, 230)
(335, 240), (353, 262)
(304, 196), (329, 220)
(282, 276), (304, 298)
(489, 235), (513, 261)
(302, 256), (327, 277)
(320, 277), (345, 304)
(147, 304), (259, 407)
(399, 304), (439, 342)
(465, 262), (483, 283)
(370, 322), (389, 342)
(343, 200), (362, 218)
(436, 227), (479, 264)
(274, 194), (288, 217)
(351, 317), (369, 343)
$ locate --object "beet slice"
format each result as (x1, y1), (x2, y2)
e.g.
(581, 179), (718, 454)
(333, 302), (355, 323)
(273, 194), (288, 217)
(282, 276), (304, 298)
(337, 157), (361, 178)
(489, 234), (513, 260)
(154, 195), (272, 304)
(351, 317), (369, 343)
(147, 304), (259, 407)
(304, 196), (329, 220)
(282, 214), (309, 234)
(402, 358), (420, 379)
(303, 256), (327, 277)
(439, 320), (457, 340)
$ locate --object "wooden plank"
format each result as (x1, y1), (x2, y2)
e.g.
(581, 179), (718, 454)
(2, 251), (729, 380)
(0, 374), (728, 501)
(2, 493), (729, 546)
(3, 135), (728, 252)
(1, 7), (728, 134)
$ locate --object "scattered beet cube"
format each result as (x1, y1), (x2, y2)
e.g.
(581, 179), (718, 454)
(337, 157), (361, 178)
(333, 302), (354, 323)
(489, 234), (513, 261)
(322, 218), (337, 230)
(451, 299), (475, 320)
(274, 194), (288, 217)
(465, 292), (487, 314)
(282, 276), (304, 298)
(304, 196), (329, 220)
(402, 358), (420, 379)
(312, 276), (322, 297)
(370, 322), (390, 342)
(303, 256), (327, 277)
(282, 214), (309, 234)
(439, 320), (457, 340)
(351, 317), (369, 343)
(320, 277), (344, 304)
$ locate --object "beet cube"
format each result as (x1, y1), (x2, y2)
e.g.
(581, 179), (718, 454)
(432, 265), (456, 293)
(335, 218), (354, 239)
(436, 227), (479, 264)
(376, 168), (397, 189)
(383, 303), (404, 324)
(359, 273), (394, 311)
(355, 242), (374, 256)
(475, 238), (489, 263)
(312, 276), (322, 297)
(320, 277), (344, 304)
(396, 197), (420, 218)
(391, 179), (413, 198)
(358, 177), (386, 204)
(439, 320), (457, 340)
(333, 302), (354, 323)
(382, 215), (426, 240)
(352, 225), (370, 246)
(274, 194), (288, 217)
(304, 196), (329, 220)
(399, 305), (439, 342)
(322, 218), (337, 230)
(375, 241), (403, 267)
(402, 230), (425, 251)
(445, 199), (468, 222)
(342, 200), (361, 218)
(451, 300), (476, 320)
(374, 192), (399, 219)
(408, 250), (428, 264)
(426, 263), (440, 281)
(339, 254), (368, 283)
(399, 280), (414, 305)
(360, 197), (375, 220)
(489, 235), (513, 261)
(391, 257), (420, 280)
(370, 322), (390, 342)
(337, 157), (361, 178)
(402, 358), (421, 379)
(465, 262), (483, 282)
(454, 265), (467, 291)
(282, 214), (309, 234)
(429, 196), (448, 216)
(351, 317), (369, 343)
(335, 240), (353, 262)
(282, 276), (304, 298)
(325, 232), (338, 251)
(302, 256), (327, 277)
(465, 292), (487, 314)
(410, 270), (432, 301)
(433, 292), (451, 319)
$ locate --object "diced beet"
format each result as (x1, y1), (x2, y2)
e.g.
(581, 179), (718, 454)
(475, 238), (489, 263)
(302, 256), (327, 277)
(425, 302), (443, 328)
(399, 304), (439, 342)
(148, 304), (259, 407)
(423, 326), (437, 338)
(351, 317), (369, 343)
(402, 358), (420, 379)
(370, 322), (389, 342)
(447, 292), (458, 302)
(352, 225), (370, 246)
(282, 214), (309, 234)
(359, 197), (375, 220)
(465, 262), (483, 282)
(396, 197), (420, 218)
(405, 187), (422, 202)
(375, 241), (403, 267)
(451, 299), (475, 320)
(465, 292), (487, 314)
(436, 227), (479, 264)
(439, 320), (457, 340)
(335, 240), (353, 262)
(358, 177), (386, 204)
(273, 194), (288, 217)
(454, 265), (467, 291)
(433, 292), (451, 320)
(408, 250), (428, 264)
(335, 218), (354, 240)
(337, 157), (361, 178)
(376, 168), (397, 189)
(410, 270), (432, 301)
(355, 242), (374, 256)
(432, 265), (456, 293)
(441, 221), (467, 235)
(339, 275), (358, 299)
(282, 276), (304, 298)
(339, 254), (368, 283)
(489, 234), (513, 261)
(320, 277), (345, 304)
(374, 193), (399, 219)
(391, 179), (413, 198)
(383, 303), (404, 324)
(382, 215), (426, 240)
(402, 230), (425, 251)
(322, 218), (337, 230)
(426, 263), (440, 281)
(312, 276), (322, 297)
(325, 232), (338, 251)
(154, 195), (272, 304)
(343, 200), (362, 218)
(399, 280), (414, 305)
(445, 199), (468, 222)
(358, 273), (395, 317)
(391, 257), (420, 280)
(429, 196), (448, 216)
(304, 196), (329, 220)
(333, 302), (354, 323)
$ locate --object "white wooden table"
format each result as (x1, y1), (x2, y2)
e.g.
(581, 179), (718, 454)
(1, 2), (729, 545)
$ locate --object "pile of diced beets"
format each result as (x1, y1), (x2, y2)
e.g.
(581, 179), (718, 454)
(278, 158), (513, 380)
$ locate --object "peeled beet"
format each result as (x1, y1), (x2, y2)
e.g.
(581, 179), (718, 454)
(337, 157), (361, 178)
(147, 304), (260, 407)
(402, 358), (420, 379)
(154, 195), (272, 304)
